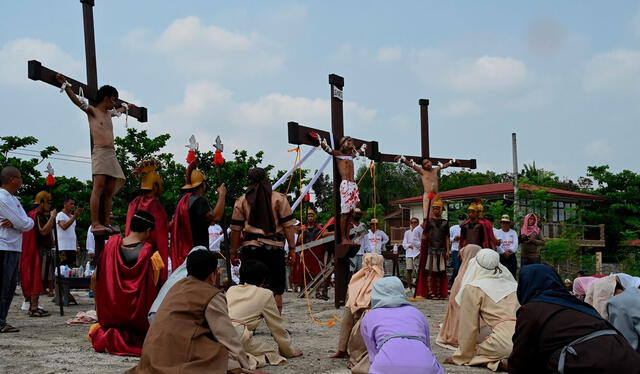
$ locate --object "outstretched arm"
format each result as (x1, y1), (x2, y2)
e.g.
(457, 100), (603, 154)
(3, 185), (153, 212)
(55, 74), (93, 115)
(207, 184), (227, 223)
(396, 155), (423, 175)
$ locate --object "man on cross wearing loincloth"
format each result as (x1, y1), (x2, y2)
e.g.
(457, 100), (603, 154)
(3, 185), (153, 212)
(397, 156), (454, 219)
(57, 74), (133, 234)
(318, 136), (364, 244)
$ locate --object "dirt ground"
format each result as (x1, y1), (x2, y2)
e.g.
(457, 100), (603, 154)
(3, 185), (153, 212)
(0, 288), (489, 374)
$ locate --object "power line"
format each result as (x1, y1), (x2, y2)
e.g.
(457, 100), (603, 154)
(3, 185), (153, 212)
(7, 151), (91, 165)
(16, 148), (91, 160)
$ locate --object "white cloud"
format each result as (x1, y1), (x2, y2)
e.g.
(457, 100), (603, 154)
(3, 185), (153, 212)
(583, 49), (640, 93)
(152, 80), (377, 170)
(123, 16), (284, 76)
(376, 47), (403, 63)
(442, 99), (482, 117)
(449, 56), (528, 92)
(0, 38), (81, 86)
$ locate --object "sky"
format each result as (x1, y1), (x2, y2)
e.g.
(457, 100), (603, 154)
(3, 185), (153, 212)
(1, 1), (639, 184)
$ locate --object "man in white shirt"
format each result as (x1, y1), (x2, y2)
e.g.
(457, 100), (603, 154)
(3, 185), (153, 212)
(0, 166), (35, 333)
(363, 219), (389, 255)
(56, 198), (81, 267)
(495, 214), (519, 278)
(402, 217), (422, 289)
(448, 214), (466, 284)
(350, 208), (367, 272)
(208, 223), (227, 283)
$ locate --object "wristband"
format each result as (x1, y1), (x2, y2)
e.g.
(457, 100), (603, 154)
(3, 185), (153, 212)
(59, 81), (71, 93)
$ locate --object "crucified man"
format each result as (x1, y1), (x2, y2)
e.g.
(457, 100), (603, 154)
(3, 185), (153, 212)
(397, 156), (454, 220)
(56, 73), (133, 234)
(317, 136), (366, 245)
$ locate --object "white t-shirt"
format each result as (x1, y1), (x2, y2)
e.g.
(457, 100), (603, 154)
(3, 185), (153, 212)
(495, 228), (519, 254)
(0, 188), (34, 252)
(208, 224), (223, 252)
(364, 229), (389, 255)
(402, 226), (422, 258)
(56, 211), (77, 251)
(450, 224), (461, 252)
(86, 226), (95, 254)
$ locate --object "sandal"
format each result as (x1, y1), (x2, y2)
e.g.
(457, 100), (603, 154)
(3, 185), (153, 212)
(0, 324), (19, 333)
(28, 308), (50, 317)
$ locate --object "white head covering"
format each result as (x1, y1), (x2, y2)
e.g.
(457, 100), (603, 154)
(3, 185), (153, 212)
(455, 248), (518, 305)
(614, 273), (640, 290)
(585, 275), (617, 318)
(370, 277), (412, 309)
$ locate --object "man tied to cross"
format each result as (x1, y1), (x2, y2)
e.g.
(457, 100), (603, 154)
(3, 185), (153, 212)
(317, 135), (366, 244)
(56, 73), (133, 234)
(397, 155), (454, 220)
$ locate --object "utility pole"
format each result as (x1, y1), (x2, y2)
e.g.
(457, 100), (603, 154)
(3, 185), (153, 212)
(512, 132), (520, 229)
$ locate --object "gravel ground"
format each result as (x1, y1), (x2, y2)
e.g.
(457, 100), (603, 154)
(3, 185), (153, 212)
(0, 289), (490, 374)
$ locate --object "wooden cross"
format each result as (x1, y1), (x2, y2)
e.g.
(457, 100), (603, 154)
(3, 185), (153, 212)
(26, 1), (148, 315)
(376, 99), (476, 169)
(288, 75), (477, 307)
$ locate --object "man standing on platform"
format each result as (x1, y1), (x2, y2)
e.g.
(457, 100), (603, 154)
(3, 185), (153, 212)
(495, 214), (519, 278)
(171, 160), (226, 271)
(0, 166), (35, 333)
(363, 219), (389, 255)
(230, 168), (297, 314)
(56, 198), (81, 267)
(126, 160), (169, 284)
(402, 217), (422, 289)
(318, 136), (362, 244)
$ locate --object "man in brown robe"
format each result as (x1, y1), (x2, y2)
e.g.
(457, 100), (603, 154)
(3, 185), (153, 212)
(127, 250), (265, 374)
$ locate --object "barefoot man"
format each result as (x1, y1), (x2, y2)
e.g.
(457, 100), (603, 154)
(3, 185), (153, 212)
(397, 156), (454, 219)
(318, 136), (363, 244)
(56, 73), (132, 234)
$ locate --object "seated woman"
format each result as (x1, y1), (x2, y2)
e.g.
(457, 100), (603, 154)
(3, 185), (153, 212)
(445, 248), (519, 371)
(607, 285), (640, 352)
(508, 264), (640, 374)
(89, 210), (164, 356)
(436, 244), (482, 349)
(360, 277), (444, 374)
(226, 260), (303, 368)
(330, 253), (384, 374)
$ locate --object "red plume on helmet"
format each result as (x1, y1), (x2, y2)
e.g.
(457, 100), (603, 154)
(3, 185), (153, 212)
(303, 192), (311, 202)
(185, 160), (198, 185)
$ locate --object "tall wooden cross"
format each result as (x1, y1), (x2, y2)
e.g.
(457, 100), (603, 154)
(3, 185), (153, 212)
(288, 74), (476, 307)
(26, 0), (148, 314)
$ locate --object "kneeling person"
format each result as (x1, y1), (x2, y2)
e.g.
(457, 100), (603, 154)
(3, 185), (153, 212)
(129, 250), (261, 374)
(227, 260), (303, 368)
(90, 211), (164, 356)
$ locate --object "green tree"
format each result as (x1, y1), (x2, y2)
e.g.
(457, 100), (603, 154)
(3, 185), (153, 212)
(439, 170), (511, 192)
(582, 166), (640, 250)
(0, 135), (58, 206)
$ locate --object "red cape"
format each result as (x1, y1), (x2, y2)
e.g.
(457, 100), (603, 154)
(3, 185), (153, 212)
(126, 195), (169, 284)
(21, 208), (44, 298)
(415, 222), (449, 298)
(89, 235), (158, 356)
(291, 224), (325, 285)
(170, 193), (193, 271)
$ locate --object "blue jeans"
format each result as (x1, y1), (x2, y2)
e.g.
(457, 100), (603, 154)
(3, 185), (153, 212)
(0, 251), (20, 326)
(351, 254), (363, 272)
(449, 251), (461, 284)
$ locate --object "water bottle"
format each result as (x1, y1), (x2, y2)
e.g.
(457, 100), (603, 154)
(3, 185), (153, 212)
(78, 266), (84, 278)
(393, 244), (398, 254)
